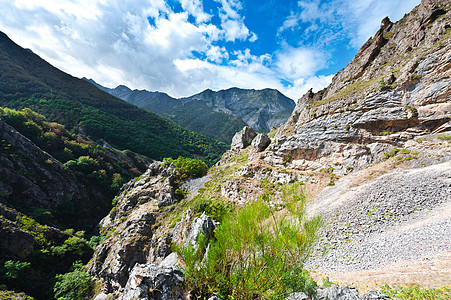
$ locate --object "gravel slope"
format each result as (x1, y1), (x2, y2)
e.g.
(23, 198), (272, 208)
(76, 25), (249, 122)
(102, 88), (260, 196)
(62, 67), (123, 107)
(305, 162), (451, 287)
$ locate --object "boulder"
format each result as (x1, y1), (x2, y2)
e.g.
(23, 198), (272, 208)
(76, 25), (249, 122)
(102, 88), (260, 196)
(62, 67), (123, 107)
(317, 286), (361, 300)
(122, 263), (184, 300)
(251, 133), (271, 152)
(285, 292), (309, 300)
(186, 212), (215, 245)
(361, 291), (390, 300)
(231, 126), (257, 150)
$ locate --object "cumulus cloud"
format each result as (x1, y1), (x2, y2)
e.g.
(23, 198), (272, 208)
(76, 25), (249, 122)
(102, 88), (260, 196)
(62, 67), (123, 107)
(0, 0), (417, 101)
(280, 0), (419, 48)
(275, 46), (327, 79)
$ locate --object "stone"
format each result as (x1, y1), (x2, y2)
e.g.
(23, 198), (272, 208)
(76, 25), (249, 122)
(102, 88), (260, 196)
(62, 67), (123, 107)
(285, 292), (309, 300)
(316, 286), (361, 300)
(231, 126), (257, 150)
(122, 263), (184, 300)
(186, 212), (215, 245)
(361, 291), (390, 300)
(251, 133), (271, 152)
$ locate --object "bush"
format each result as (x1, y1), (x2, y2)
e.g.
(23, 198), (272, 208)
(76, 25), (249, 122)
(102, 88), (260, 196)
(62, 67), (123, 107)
(179, 183), (322, 299)
(53, 263), (93, 300)
(164, 156), (208, 178)
(3, 260), (31, 279)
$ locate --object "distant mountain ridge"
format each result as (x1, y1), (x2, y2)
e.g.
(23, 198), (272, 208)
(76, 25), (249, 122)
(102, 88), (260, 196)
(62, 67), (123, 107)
(0, 31), (227, 163)
(86, 79), (295, 143)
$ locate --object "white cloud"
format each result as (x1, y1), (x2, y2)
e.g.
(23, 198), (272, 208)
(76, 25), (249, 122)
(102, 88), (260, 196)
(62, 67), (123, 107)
(280, 0), (420, 48)
(275, 46), (327, 79)
(0, 0), (417, 103)
(206, 46), (229, 63)
(179, 0), (212, 23)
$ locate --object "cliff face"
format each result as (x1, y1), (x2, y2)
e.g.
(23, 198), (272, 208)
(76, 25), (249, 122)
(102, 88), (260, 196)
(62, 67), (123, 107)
(265, 0), (450, 173)
(181, 88), (295, 133)
(0, 119), (88, 219)
(87, 0), (451, 297)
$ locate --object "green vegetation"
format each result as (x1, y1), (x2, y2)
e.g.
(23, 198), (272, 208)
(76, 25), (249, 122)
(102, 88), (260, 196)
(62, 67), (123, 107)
(438, 135), (450, 141)
(161, 101), (247, 144)
(380, 284), (451, 300)
(163, 156), (209, 179)
(383, 31), (395, 39)
(53, 262), (94, 300)
(0, 212), (93, 299)
(0, 107), (147, 229)
(178, 183), (321, 299)
(0, 290), (34, 300)
(0, 32), (227, 164)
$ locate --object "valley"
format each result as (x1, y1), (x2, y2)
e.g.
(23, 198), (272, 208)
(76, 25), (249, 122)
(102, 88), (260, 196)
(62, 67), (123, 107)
(0, 0), (450, 299)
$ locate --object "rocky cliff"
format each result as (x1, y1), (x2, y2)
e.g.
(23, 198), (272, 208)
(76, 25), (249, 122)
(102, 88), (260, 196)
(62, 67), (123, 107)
(87, 0), (450, 298)
(266, 0), (450, 173)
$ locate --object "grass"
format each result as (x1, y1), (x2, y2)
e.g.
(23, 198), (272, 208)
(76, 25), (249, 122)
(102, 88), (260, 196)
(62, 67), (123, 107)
(178, 182), (322, 299)
(380, 284), (451, 300)
(308, 75), (385, 108)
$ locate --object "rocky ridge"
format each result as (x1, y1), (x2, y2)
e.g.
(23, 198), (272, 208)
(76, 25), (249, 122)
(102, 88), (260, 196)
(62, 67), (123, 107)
(264, 0), (450, 173)
(88, 162), (216, 298)
(86, 0), (450, 298)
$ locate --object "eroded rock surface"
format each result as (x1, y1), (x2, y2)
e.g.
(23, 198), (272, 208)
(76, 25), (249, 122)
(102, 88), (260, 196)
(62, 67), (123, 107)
(264, 0), (450, 172)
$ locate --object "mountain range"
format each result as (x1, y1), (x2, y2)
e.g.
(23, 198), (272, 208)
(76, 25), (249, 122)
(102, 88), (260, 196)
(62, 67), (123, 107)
(0, 0), (450, 299)
(0, 31), (227, 164)
(87, 79), (295, 143)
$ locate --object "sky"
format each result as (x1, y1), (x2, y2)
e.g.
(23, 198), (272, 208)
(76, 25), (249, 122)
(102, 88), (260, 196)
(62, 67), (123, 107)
(0, 0), (420, 99)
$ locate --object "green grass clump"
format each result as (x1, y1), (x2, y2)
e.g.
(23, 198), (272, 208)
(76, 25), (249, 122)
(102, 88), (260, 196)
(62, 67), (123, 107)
(437, 135), (450, 141)
(179, 183), (322, 299)
(380, 284), (451, 300)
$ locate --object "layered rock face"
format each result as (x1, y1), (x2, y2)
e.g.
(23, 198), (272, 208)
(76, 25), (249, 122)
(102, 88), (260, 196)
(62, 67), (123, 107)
(266, 0), (450, 173)
(88, 162), (216, 297)
(182, 88), (295, 133)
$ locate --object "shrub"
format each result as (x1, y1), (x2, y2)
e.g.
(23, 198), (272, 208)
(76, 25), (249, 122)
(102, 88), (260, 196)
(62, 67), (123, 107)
(163, 156), (208, 178)
(53, 263), (94, 300)
(3, 260), (31, 279)
(179, 183), (322, 299)
(191, 196), (233, 222)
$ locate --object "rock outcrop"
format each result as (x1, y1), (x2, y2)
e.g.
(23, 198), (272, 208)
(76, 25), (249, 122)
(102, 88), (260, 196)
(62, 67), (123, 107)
(231, 126), (257, 150)
(264, 0), (450, 173)
(122, 264), (184, 300)
(0, 120), (87, 215)
(88, 162), (215, 298)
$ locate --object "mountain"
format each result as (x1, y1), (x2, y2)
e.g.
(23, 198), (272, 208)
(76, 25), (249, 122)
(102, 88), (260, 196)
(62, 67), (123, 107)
(0, 31), (227, 164)
(181, 88), (295, 133)
(86, 79), (295, 143)
(86, 0), (450, 298)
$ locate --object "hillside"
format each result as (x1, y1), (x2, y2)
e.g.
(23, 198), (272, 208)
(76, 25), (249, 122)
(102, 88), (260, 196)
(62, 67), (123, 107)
(0, 31), (227, 164)
(87, 79), (294, 143)
(85, 0), (450, 299)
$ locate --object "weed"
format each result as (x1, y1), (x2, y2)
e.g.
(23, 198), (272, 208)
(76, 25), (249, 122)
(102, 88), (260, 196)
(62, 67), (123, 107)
(380, 284), (451, 300)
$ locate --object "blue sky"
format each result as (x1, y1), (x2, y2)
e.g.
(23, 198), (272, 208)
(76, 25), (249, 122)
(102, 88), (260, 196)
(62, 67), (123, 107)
(0, 0), (420, 99)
